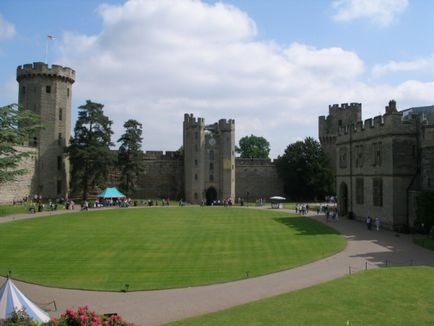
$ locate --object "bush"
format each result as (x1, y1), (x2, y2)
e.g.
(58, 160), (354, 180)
(48, 306), (135, 326)
(0, 309), (37, 326)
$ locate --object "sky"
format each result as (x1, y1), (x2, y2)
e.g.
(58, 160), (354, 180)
(1, 0), (434, 158)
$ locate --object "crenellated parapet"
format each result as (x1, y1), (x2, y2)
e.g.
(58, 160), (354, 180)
(319, 102), (362, 138)
(336, 111), (417, 142)
(17, 62), (75, 84)
(183, 113), (204, 127)
(328, 102), (362, 113)
(236, 158), (273, 166)
(143, 151), (182, 160)
(218, 118), (235, 132)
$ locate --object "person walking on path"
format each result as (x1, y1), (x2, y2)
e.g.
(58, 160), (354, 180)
(375, 217), (380, 231)
(366, 216), (372, 230)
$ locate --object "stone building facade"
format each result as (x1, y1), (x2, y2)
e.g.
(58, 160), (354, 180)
(319, 100), (434, 229)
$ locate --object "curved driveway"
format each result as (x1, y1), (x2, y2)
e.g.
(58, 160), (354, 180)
(1, 208), (433, 325)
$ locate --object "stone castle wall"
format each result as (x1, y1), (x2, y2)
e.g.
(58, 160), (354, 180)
(0, 146), (37, 204)
(235, 158), (284, 200)
(131, 155), (282, 202)
(138, 151), (184, 200)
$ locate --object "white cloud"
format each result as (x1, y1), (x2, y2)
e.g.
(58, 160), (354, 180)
(372, 55), (434, 77)
(0, 15), (16, 40)
(54, 0), (433, 158)
(331, 0), (408, 27)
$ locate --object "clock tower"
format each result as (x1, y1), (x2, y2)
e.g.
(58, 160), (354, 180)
(183, 114), (235, 204)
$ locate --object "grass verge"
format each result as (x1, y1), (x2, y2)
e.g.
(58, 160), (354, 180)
(168, 267), (434, 326)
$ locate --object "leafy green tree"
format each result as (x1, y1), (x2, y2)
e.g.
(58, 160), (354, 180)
(68, 100), (114, 200)
(276, 137), (333, 201)
(236, 134), (270, 159)
(0, 104), (40, 184)
(117, 119), (144, 196)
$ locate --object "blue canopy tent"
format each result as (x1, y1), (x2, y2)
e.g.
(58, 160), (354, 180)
(97, 187), (126, 199)
(0, 278), (50, 323)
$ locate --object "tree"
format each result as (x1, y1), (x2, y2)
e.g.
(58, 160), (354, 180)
(117, 119), (144, 196)
(0, 104), (40, 184)
(236, 134), (270, 159)
(276, 137), (333, 201)
(68, 100), (114, 200)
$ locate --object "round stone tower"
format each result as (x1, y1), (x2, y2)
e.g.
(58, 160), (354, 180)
(17, 62), (75, 199)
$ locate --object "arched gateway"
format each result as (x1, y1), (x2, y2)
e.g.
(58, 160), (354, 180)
(206, 187), (217, 205)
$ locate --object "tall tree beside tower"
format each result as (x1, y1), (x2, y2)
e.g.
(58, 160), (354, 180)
(68, 100), (114, 200)
(117, 119), (144, 196)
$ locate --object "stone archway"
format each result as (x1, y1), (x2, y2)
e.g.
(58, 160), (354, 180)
(339, 182), (349, 217)
(206, 187), (217, 205)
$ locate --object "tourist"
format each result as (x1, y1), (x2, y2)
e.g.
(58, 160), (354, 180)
(375, 217), (380, 231)
(366, 216), (372, 230)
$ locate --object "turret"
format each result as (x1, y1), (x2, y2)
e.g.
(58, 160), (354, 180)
(17, 62), (75, 198)
(318, 102), (362, 175)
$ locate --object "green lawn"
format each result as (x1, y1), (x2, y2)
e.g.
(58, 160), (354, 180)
(0, 204), (29, 217)
(168, 267), (434, 326)
(0, 207), (344, 291)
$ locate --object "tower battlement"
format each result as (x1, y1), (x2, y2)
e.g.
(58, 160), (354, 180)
(337, 111), (416, 140)
(218, 118), (235, 131)
(328, 102), (362, 113)
(17, 62), (75, 83)
(184, 113), (204, 126)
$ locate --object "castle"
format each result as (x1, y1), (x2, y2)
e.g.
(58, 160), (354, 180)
(0, 62), (283, 204)
(3, 61), (432, 229)
(319, 100), (434, 229)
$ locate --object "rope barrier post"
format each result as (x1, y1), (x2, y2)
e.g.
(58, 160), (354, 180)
(385, 259), (388, 267)
(349, 266), (351, 275)
(365, 262), (368, 271)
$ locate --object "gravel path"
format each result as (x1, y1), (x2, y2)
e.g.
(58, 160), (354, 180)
(1, 208), (433, 325)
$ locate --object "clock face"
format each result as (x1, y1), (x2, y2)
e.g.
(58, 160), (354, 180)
(209, 138), (216, 146)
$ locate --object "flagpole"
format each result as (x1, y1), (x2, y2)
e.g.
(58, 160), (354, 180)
(45, 35), (56, 64)
(45, 37), (48, 64)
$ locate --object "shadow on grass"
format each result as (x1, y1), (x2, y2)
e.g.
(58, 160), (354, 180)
(273, 216), (341, 236)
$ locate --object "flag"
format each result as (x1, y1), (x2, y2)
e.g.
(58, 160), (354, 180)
(47, 35), (56, 40)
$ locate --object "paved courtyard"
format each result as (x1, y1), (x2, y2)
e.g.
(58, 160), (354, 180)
(1, 208), (433, 325)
